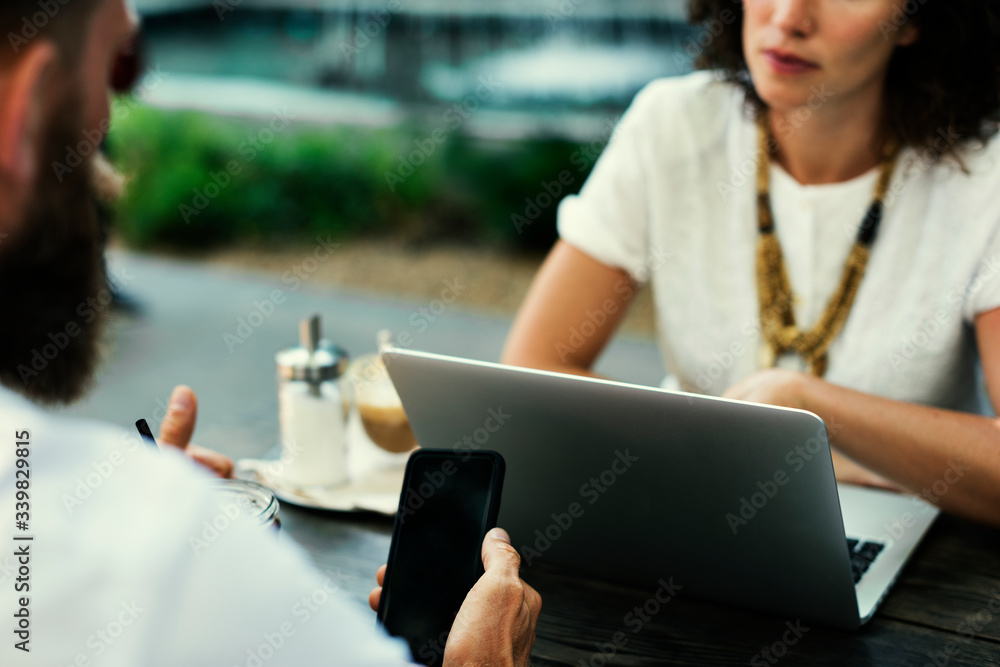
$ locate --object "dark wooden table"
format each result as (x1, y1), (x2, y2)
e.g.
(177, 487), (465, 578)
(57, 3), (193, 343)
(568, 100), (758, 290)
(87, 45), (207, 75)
(278, 504), (1000, 666)
(69, 255), (1000, 665)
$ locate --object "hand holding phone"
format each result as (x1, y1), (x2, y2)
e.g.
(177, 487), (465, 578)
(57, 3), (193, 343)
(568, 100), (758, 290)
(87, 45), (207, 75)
(375, 449), (540, 665)
(371, 528), (542, 667)
(438, 527), (542, 667)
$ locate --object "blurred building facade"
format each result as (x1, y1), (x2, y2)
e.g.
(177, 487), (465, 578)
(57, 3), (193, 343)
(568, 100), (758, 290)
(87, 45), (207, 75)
(135, 0), (696, 109)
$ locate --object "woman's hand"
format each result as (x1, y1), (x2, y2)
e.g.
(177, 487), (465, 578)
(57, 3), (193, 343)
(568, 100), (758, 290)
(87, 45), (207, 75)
(721, 368), (808, 410)
(723, 370), (901, 491)
(157, 385), (235, 478)
(369, 528), (542, 667)
(829, 450), (901, 491)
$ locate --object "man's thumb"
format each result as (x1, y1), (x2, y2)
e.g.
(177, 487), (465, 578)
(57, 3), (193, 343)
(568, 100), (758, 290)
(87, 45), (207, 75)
(159, 385), (198, 449)
(482, 528), (521, 577)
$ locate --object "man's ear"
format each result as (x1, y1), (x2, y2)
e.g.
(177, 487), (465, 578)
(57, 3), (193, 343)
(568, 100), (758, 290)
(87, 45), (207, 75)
(0, 42), (58, 189)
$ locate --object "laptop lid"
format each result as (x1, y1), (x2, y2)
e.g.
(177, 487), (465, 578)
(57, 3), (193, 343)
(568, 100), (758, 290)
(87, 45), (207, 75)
(386, 348), (862, 630)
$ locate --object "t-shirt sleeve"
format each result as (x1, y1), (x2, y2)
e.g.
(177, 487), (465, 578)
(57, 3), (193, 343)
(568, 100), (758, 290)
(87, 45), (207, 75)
(956, 136), (1000, 321)
(962, 213), (1000, 322)
(557, 82), (660, 283)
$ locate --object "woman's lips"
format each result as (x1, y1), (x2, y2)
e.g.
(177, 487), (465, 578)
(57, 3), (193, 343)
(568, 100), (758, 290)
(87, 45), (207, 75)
(763, 49), (820, 75)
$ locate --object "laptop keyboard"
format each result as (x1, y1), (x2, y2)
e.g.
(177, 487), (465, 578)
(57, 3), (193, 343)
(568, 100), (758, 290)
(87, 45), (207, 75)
(847, 538), (886, 584)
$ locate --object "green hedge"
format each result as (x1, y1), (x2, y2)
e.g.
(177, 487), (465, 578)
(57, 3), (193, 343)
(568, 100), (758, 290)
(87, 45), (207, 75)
(106, 105), (593, 252)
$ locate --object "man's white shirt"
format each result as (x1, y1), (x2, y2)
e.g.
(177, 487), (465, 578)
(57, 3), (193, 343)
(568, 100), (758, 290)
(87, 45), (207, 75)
(0, 386), (411, 666)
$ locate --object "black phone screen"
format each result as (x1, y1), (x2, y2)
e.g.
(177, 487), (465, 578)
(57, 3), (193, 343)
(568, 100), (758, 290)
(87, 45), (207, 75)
(378, 450), (504, 665)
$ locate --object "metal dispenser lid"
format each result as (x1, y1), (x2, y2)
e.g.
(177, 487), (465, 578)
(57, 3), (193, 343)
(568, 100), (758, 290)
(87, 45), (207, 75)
(275, 315), (349, 383)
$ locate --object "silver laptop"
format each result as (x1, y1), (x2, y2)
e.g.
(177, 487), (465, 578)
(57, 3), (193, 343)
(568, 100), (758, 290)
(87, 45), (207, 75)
(385, 348), (939, 630)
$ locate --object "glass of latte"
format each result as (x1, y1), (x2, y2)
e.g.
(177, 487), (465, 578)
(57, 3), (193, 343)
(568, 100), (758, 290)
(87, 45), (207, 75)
(346, 348), (419, 454)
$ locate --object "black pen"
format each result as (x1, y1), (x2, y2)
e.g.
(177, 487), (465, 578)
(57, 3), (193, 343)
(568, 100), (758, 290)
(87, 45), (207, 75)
(135, 419), (159, 451)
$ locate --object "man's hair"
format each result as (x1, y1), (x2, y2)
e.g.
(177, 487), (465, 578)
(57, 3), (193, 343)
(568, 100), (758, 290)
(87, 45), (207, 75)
(688, 0), (1000, 160)
(0, 0), (103, 64)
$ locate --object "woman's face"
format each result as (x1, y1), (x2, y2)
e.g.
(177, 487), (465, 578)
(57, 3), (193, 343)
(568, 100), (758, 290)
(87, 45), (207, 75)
(743, 0), (919, 115)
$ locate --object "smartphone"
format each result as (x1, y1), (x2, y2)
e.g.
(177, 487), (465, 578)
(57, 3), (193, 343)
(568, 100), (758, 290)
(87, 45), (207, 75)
(377, 449), (505, 666)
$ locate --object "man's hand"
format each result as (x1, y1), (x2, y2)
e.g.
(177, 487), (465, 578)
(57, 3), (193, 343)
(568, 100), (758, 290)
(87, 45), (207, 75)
(158, 385), (235, 478)
(368, 528), (542, 667)
(445, 529), (541, 667)
(368, 564), (387, 612)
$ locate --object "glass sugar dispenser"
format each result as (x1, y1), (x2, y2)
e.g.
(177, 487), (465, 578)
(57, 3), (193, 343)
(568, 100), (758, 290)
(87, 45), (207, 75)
(275, 314), (350, 488)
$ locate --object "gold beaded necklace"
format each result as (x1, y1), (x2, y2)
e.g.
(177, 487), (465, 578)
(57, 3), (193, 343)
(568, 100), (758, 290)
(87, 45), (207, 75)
(755, 112), (900, 377)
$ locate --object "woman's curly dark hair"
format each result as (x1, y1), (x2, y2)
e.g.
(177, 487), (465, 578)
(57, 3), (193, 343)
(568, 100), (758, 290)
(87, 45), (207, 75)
(688, 0), (1000, 160)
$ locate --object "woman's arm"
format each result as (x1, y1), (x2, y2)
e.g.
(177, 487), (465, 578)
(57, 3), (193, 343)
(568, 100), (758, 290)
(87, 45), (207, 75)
(723, 307), (1000, 527)
(501, 240), (638, 378)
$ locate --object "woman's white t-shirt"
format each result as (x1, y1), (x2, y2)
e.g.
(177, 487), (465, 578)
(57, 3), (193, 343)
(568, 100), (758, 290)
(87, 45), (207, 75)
(558, 71), (1000, 412)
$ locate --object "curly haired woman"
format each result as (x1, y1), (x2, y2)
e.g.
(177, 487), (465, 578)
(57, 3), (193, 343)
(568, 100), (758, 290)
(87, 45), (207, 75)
(502, 1), (1000, 525)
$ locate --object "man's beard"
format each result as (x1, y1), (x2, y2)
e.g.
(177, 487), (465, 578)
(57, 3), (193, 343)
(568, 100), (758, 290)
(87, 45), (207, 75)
(0, 93), (113, 406)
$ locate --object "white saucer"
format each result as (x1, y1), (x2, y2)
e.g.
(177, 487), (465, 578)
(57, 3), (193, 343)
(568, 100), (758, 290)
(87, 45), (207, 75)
(236, 407), (412, 516)
(236, 458), (404, 515)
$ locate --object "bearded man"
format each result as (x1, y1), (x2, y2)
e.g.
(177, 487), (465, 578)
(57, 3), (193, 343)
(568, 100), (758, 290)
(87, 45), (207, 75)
(0, 2), (540, 664)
